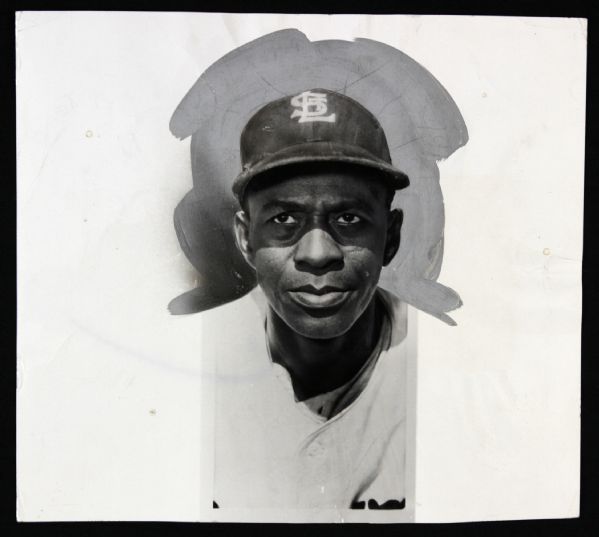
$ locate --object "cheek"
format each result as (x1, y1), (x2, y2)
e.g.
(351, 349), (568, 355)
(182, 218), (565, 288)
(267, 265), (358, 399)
(253, 247), (293, 290)
(344, 245), (385, 282)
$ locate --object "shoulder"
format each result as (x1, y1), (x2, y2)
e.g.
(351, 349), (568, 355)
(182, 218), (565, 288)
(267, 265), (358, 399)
(376, 287), (408, 347)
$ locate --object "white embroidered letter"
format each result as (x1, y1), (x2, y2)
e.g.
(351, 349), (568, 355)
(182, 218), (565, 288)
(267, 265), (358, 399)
(290, 91), (336, 123)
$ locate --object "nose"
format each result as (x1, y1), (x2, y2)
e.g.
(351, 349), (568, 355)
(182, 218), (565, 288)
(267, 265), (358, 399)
(294, 228), (344, 273)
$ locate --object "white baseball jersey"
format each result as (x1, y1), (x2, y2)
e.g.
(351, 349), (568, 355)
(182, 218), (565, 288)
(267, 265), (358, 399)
(201, 287), (408, 510)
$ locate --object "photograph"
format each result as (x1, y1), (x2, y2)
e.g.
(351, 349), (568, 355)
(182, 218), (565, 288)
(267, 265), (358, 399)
(168, 27), (470, 520)
(16, 12), (585, 523)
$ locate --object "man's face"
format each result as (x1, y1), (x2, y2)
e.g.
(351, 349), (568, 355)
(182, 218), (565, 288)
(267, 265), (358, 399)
(234, 168), (402, 339)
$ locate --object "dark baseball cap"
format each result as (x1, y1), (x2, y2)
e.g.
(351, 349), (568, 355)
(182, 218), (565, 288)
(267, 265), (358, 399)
(232, 88), (410, 202)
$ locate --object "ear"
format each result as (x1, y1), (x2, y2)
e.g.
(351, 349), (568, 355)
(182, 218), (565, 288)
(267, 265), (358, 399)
(233, 210), (255, 269)
(383, 209), (403, 266)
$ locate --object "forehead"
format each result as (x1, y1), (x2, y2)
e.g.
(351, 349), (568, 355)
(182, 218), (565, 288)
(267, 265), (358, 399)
(244, 168), (389, 211)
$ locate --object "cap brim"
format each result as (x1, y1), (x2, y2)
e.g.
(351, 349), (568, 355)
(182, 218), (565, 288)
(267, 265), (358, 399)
(232, 141), (410, 201)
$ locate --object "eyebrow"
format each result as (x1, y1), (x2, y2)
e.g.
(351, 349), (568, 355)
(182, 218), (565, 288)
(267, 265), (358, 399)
(257, 198), (378, 214)
(258, 201), (307, 213)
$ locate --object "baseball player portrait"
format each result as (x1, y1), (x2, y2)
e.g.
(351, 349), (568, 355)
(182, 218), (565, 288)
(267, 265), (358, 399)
(168, 29), (468, 515)
(15, 13), (585, 522)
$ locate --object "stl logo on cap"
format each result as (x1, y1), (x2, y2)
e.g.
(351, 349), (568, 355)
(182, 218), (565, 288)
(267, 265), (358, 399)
(290, 90), (336, 123)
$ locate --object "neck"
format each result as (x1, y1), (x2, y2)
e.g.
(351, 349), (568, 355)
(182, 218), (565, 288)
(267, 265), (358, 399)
(267, 295), (383, 400)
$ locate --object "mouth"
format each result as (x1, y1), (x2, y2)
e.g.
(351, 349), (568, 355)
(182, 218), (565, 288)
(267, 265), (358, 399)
(288, 285), (352, 309)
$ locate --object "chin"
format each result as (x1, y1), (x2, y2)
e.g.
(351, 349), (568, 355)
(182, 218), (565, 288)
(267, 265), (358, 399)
(287, 316), (355, 340)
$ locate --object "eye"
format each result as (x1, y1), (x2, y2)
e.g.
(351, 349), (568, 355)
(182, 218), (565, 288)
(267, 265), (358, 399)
(335, 213), (361, 225)
(272, 213), (298, 225)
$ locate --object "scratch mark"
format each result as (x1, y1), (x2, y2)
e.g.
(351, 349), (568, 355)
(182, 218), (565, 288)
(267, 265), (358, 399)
(258, 74), (286, 96)
(414, 125), (445, 130)
(341, 60), (392, 91)
(378, 95), (403, 115)
(203, 80), (218, 107)
(30, 127), (65, 194)
(341, 74), (350, 95)
(391, 137), (422, 150)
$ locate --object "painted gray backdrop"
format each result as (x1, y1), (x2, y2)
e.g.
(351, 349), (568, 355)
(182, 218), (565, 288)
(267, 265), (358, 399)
(168, 29), (468, 324)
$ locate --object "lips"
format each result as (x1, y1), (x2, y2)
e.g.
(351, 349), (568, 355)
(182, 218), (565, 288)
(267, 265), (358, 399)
(288, 285), (352, 309)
